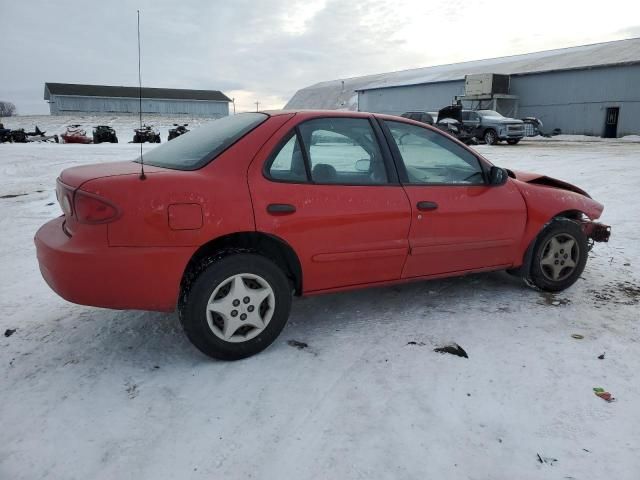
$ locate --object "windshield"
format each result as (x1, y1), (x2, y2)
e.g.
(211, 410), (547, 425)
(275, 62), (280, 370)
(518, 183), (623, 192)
(477, 110), (503, 118)
(136, 113), (268, 170)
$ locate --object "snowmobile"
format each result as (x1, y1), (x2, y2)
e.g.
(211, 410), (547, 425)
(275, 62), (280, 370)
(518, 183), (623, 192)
(26, 126), (59, 143)
(61, 125), (93, 144)
(168, 123), (189, 141)
(132, 125), (160, 143)
(93, 125), (118, 143)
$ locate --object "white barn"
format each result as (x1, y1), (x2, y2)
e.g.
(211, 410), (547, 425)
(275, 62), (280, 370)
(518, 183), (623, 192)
(44, 83), (231, 117)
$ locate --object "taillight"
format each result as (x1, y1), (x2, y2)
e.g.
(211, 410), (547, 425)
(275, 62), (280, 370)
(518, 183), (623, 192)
(56, 178), (120, 224)
(56, 179), (75, 217)
(73, 190), (120, 224)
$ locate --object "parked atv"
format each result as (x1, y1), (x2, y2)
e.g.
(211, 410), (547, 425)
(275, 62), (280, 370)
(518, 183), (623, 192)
(93, 125), (118, 143)
(0, 123), (12, 143)
(26, 126), (59, 143)
(61, 125), (93, 144)
(132, 125), (160, 143)
(9, 128), (28, 143)
(168, 123), (189, 141)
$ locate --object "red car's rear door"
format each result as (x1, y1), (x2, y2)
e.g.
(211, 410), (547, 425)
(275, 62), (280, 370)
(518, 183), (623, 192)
(248, 114), (411, 293)
(380, 119), (526, 278)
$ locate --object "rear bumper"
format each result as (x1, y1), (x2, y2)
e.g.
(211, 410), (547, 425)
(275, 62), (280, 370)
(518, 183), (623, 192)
(35, 217), (194, 312)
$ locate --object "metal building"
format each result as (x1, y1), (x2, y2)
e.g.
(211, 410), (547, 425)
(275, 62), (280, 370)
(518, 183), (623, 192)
(286, 38), (640, 137)
(44, 83), (231, 117)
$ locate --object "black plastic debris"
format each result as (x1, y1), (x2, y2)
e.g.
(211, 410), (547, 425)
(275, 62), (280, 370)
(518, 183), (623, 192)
(598, 353), (605, 360)
(406, 341), (426, 346)
(287, 340), (308, 350)
(434, 343), (468, 358)
(537, 453), (558, 465)
(4, 328), (16, 337)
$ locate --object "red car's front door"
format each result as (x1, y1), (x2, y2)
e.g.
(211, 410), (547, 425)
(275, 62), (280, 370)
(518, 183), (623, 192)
(248, 115), (411, 293)
(381, 119), (527, 278)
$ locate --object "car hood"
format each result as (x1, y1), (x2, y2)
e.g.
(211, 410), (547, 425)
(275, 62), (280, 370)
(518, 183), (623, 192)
(483, 116), (523, 124)
(509, 170), (591, 198)
(60, 161), (166, 189)
(437, 105), (462, 123)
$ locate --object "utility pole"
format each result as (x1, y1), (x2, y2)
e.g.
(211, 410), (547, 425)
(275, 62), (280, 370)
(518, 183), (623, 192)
(255, 101), (260, 112)
(232, 98), (236, 114)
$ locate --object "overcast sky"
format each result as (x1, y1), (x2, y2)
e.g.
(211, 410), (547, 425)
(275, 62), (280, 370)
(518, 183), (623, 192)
(1, 0), (638, 115)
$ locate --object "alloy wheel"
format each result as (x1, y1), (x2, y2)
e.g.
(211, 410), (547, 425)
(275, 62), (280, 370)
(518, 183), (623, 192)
(539, 233), (579, 281)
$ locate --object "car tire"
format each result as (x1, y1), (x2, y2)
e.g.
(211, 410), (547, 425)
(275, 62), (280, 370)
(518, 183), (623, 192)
(483, 129), (498, 145)
(180, 253), (293, 360)
(528, 218), (588, 292)
(507, 139), (521, 145)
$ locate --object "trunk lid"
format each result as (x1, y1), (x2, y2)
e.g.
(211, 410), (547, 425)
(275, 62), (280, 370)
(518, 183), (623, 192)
(60, 161), (166, 189)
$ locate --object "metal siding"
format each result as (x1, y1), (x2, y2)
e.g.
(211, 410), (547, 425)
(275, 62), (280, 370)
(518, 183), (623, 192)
(357, 65), (640, 136)
(358, 81), (464, 115)
(510, 65), (640, 136)
(49, 95), (229, 117)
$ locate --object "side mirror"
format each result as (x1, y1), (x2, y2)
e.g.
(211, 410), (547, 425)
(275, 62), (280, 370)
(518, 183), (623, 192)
(488, 166), (508, 186)
(355, 159), (370, 172)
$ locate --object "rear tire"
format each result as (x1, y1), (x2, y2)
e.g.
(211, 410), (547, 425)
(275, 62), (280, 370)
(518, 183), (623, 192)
(180, 253), (292, 360)
(528, 219), (588, 292)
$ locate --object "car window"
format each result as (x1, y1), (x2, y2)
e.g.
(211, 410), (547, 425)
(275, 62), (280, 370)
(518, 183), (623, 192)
(297, 118), (388, 185)
(137, 113), (267, 170)
(420, 114), (433, 124)
(385, 120), (485, 185)
(268, 133), (308, 182)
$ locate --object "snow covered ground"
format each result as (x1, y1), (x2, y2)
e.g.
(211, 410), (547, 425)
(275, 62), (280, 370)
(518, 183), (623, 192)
(1, 131), (639, 479)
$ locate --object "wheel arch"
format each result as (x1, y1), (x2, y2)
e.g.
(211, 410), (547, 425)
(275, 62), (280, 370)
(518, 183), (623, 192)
(510, 209), (590, 278)
(180, 231), (303, 298)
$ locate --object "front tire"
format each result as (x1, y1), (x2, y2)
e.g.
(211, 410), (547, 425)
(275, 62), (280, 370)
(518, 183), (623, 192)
(483, 129), (498, 145)
(529, 219), (588, 292)
(180, 253), (292, 360)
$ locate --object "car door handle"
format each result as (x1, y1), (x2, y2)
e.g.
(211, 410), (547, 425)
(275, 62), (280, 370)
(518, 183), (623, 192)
(416, 201), (438, 211)
(267, 203), (296, 215)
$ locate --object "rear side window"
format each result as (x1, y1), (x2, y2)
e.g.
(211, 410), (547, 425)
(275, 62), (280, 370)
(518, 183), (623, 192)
(268, 134), (308, 182)
(137, 113), (268, 170)
(298, 118), (388, 185)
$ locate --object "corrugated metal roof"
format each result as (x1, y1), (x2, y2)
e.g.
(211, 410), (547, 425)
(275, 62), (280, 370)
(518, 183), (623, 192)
(44, 83), (231, 102)
(285, 37), (640, 110)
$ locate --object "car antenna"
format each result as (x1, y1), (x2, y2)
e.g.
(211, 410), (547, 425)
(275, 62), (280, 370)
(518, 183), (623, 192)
(137, 10), (146, 180)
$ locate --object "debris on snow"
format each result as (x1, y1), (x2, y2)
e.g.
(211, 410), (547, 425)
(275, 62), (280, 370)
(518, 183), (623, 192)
(598, 353), (605, 360)
(125, 382), (139, 399)
(406, 341), (426, 346)
(434, 343), (468, 358)
(593, 387), (615, 402)
(287, 340), (309, 350)
(571, 334), (584, 340)
(537, 453), (558, 465)
(4, 328), (16, 337)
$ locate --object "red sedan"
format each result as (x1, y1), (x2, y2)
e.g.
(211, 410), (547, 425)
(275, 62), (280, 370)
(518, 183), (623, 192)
(35, 111), (610, 360)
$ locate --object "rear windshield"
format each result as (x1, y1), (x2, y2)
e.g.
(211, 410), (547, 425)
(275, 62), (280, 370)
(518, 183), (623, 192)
(136, 113), (268, 170)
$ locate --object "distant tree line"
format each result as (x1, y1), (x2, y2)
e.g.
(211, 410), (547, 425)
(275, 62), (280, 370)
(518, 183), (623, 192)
(0, 101), (17, 117)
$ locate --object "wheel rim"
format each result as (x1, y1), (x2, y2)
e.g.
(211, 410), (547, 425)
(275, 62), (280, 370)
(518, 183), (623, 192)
(206, 273), (275, 343)
(539, 233), (579, 282)
(485, 131), (495, 144)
